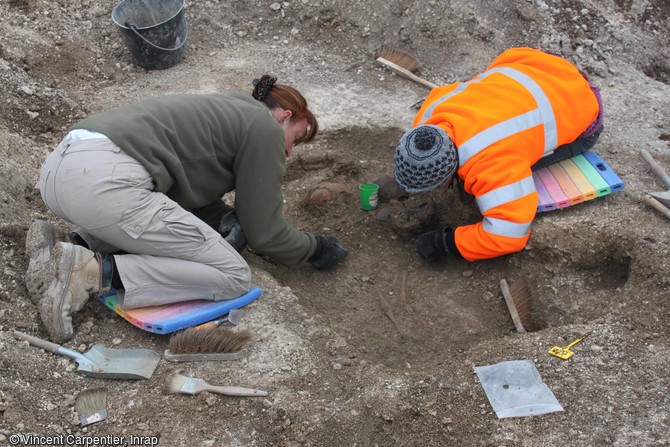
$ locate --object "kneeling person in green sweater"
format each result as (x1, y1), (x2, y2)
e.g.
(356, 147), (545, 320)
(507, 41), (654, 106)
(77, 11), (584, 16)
(26, 75), (348, 342)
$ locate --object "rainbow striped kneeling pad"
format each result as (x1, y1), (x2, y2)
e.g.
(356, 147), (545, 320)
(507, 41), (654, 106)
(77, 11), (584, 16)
(533, 151), (623, 213)
(98, 287), (262, 334)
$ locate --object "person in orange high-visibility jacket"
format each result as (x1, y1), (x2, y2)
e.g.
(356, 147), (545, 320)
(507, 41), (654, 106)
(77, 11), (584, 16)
(394, 47), (603, 262)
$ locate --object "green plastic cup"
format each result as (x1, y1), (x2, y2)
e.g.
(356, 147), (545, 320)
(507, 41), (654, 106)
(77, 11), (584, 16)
(359, 183), (379, 211)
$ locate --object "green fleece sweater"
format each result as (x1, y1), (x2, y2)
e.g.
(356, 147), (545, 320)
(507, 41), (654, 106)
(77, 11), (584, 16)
(71, 93), (316, 266)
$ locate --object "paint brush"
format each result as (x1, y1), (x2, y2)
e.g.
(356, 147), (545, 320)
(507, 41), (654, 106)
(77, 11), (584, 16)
(165, 372), (268, 397)
(75, 387), (108, 427)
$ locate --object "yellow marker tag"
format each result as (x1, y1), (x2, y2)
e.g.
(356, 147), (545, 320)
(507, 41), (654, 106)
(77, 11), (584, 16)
(548, 346), (575, 360)
(548, 332), (591, 360)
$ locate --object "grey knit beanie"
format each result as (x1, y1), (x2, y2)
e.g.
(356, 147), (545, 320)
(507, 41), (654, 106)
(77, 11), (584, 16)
(394, 125), (458, 193)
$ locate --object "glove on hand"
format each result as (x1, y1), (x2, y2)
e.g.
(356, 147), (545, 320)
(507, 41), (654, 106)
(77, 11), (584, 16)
(416, 226), (449, 261)
(309, 235), (349, 270)
(218, 212), (247, 253)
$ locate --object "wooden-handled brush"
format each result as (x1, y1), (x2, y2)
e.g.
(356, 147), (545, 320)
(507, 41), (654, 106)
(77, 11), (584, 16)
(376, 45), (438, 90)
(164, 326), (253, 362)
(500, 276), (537, 333)
(166, 372), (268, 397)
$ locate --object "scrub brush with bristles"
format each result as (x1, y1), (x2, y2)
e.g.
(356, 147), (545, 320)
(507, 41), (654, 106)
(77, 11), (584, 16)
(380, 44), (421, 73)
(376, 44), (437, 90)
(163, 326), (253, 362)
(500, 276), (538, 333)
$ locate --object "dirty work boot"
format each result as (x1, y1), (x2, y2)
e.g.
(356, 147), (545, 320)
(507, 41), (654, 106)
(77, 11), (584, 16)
(25, 221), (66, 304)
(25, 221), (91, 304)
(39, 242), (102, 343)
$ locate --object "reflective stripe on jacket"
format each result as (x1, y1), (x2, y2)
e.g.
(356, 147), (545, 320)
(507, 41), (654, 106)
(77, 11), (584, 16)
(414, 47), (600, 261)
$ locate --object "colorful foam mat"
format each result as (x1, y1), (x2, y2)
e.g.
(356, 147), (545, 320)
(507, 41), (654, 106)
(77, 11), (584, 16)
(98, 286), (262, 334)
(534, 151), (624, 213)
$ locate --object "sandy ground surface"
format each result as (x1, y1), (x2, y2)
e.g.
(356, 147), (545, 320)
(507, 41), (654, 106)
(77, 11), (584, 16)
(1, 0), (669, 446)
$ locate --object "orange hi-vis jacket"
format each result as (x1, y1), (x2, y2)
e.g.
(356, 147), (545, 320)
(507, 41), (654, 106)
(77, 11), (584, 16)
(414, 47), (600, 261)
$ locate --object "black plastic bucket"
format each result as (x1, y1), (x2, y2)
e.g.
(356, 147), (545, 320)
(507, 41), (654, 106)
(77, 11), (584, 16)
(112, 0), (188, 70)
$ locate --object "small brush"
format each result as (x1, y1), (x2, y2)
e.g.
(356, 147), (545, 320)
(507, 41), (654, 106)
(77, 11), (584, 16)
(166, 372), (268, 397)
(75, 387), (108, 427)
(163, 326), (253, 362)
(500, 276), (537, 333)
(376, 44), (437, 90)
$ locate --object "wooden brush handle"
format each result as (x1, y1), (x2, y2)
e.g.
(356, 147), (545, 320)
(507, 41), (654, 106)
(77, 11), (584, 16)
(643, 194), (670, 220)
(499, 280), (526, 333)
(193, 320), (222, 331)
(206, 385), (268, 397)
(376, 57), (438, 90)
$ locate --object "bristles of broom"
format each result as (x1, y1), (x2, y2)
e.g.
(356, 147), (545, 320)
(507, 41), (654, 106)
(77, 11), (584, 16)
(379, 44), (420, 73)
(500, 276), (538, 333)
(168, 326), (253, 354)
(75, 387), (108, 427)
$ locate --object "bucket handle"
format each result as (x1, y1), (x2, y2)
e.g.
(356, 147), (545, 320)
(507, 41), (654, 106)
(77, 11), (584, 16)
(128, 23), (188, 52)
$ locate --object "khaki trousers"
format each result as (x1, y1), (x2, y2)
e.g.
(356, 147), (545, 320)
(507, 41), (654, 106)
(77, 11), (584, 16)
(37, 135), (251, 309)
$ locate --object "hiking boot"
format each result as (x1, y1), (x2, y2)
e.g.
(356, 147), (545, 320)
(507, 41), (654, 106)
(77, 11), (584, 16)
(25, 221), (91, 304)
(25, 221), (66, 304)
(39, 242), (101, 343)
